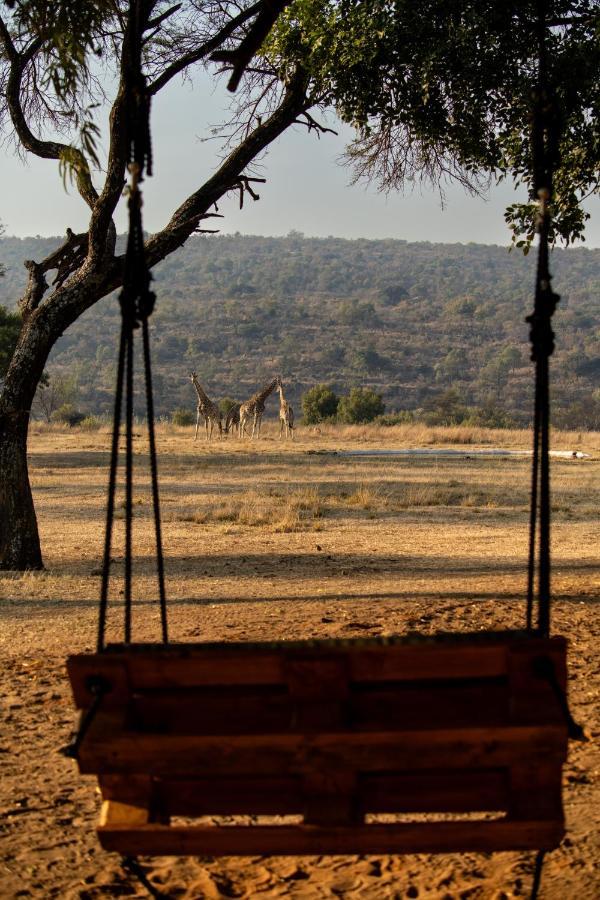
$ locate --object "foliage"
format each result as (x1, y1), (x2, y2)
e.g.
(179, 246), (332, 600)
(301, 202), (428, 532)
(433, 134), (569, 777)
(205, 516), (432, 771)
(32, 370), (79, 422)
(376, 411), (415, 426)
(466, 403), (516, 429)
(422, 388), (470, 426)
(2, 233), (600, 429)
(302, 383), (339, 423)
(171, 407), (196, 426)
(78, 414), (102, 430)
(270, 0), (600, 247)
(0, 304), (21, 377)
(338, 386), (385, 423)
(219, 397), (239, 416)
(51, 402), (85, 425)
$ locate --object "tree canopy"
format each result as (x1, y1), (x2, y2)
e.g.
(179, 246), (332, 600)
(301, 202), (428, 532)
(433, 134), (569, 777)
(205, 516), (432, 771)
(269, 0), (600, 246)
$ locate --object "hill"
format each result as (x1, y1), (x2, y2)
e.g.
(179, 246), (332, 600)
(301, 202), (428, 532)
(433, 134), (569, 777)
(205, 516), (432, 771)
(1, 233), (599, 427)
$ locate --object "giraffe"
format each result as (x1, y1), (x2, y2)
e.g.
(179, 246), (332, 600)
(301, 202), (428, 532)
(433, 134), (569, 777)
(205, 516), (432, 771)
(276, 375), (295, 439)
(239, 377), (278, 438)
(189, 372), (222, 441)
(223, 402), (241, 437)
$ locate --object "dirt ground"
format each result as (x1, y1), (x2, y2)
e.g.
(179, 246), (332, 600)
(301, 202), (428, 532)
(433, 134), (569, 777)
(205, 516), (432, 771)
(1, 424), (599, 899)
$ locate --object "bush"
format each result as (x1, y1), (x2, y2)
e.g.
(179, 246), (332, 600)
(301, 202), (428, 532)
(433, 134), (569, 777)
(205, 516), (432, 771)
(78, 415), (103, 430)
(171, 407), (195, 426)
(51, 404), (86, 426)
(302, 384), (340, 424)
(376, 411), (415, 426)
(465, 404), (516, 429)
(219, 397), (238, 416)
(338, 387), (385, 424)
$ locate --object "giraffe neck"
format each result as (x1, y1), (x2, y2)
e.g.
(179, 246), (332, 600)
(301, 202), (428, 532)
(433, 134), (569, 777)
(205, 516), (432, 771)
(192, 376), (210, 405)
(254, 378), (278, 404)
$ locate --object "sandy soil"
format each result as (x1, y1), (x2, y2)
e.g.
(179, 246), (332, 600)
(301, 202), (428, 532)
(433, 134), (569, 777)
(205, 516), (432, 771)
(1, 425), (599, 899)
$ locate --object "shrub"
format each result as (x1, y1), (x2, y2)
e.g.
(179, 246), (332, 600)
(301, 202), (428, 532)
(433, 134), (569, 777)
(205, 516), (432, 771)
(219, 397), (238, 416)
(171, 407), (195, 426)
(51, 404), (86, 426)
(302, 384), (340, 424)
(376, 411), (415, 426)
(337, 387), (385, 424)
(466, 404), (516, 429)
(78, 415), (103, 430)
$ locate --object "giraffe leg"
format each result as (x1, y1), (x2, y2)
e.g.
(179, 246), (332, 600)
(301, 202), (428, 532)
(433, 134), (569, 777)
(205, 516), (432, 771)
(194, 408), (200, 441)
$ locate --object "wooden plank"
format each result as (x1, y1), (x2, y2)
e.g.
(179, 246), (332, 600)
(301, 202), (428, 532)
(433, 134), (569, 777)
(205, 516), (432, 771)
(351, 682), (510, 729)
(99, 769), (508, 818)
(97, 819), (565, 856)
(99, 800), (150, 828)
(68, 637), (566, 696)
(97, 770), (510, 818)
(78, 716), (567, 776)
(99, 774), (153, 805)
(302, 770), (359, 826)
(508, 642), (568, 724)
(359, 770), (509, 814)
(509, 763), (564, 820)
(67, 656), (130, 708)
(129, 681), (516, 734)
(131, 689), (292, 734)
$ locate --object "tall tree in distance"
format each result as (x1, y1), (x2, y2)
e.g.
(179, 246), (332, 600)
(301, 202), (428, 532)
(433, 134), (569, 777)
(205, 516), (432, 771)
(0, 0), (318, 570)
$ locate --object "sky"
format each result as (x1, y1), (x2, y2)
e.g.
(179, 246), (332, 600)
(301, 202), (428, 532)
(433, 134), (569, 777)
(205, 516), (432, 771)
(1, 70), (599, 247)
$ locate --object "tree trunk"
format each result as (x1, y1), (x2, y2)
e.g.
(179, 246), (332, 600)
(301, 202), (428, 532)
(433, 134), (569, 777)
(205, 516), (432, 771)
(0, 407), (42, 569)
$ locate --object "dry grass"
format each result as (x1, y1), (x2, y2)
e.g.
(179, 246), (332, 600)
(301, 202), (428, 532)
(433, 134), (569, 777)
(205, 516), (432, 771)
(27, 418), (600, 454)
(176, 487), (323, 533)
(1, 423), (597, 612)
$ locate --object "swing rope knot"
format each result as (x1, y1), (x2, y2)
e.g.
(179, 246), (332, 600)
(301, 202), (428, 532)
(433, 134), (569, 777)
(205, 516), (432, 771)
(526, 288), (559, 362)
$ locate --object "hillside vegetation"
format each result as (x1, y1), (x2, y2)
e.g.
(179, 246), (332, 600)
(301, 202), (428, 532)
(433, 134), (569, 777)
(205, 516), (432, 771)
(1, 233), (599, 427)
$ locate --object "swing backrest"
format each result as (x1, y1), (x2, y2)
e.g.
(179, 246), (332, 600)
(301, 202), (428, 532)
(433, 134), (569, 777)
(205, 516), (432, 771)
(67, 631), (568, 857)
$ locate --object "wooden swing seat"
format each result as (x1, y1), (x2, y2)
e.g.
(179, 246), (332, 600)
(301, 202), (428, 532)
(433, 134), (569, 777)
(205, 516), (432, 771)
(67, 630), (568, 857)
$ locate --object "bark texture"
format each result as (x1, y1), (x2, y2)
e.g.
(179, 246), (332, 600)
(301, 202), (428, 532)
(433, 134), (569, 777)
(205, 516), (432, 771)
(0, 409), (41, 569)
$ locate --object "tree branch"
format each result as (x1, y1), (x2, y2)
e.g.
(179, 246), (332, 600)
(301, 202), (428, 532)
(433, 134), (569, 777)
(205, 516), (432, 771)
(211, 0), (292, 92)
(0, 18), (98, 209)
(143, 68), (311, 266)
(20, 229), (88, 317)
(147, 1), (263, 96)
(294, 112), (338, 137)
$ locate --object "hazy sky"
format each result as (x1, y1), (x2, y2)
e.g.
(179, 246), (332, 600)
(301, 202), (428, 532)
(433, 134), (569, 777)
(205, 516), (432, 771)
(1, 71), (599, 247)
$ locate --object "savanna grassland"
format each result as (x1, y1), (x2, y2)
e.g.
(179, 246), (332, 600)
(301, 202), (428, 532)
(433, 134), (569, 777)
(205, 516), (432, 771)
(1, 423), (599, 899)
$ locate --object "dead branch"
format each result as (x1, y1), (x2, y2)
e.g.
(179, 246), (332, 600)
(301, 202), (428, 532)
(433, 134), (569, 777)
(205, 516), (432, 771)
(231, 174), (266, 207)
(294, 112), (338, 138)
(20, 229), (88, 316)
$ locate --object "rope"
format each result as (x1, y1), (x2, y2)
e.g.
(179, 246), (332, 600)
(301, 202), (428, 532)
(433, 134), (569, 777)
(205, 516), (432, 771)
(98, 328), (127, 652)
(59, 676), (108, 758)
(122, 856), (169, 899)
(529, 850), (546, 900)
(525, 1), (561, 638)
(96, 0), (167, 650)
(534, 656), (587, 741)
(142, 314), (168, 642)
